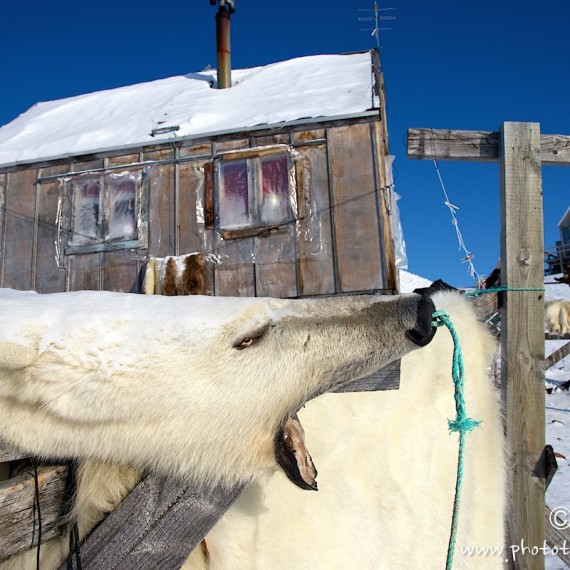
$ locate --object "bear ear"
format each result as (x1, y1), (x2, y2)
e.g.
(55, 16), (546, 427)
(413, 279), (458, 297)
(0, 341), (37, 370)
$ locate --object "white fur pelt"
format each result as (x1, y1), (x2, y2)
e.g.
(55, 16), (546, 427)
(1, 290), (505, 569)
(545, 299), (570, 336)
(189, 290), (506, 569)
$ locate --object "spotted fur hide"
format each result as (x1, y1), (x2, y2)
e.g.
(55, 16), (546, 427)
(142, 253), (206, 296)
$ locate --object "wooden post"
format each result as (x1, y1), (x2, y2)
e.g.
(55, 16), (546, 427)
(499, 122), (545, 569)
(407, 122), (558, 568)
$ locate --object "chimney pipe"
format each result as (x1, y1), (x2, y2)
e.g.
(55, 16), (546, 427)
(212, 1), (234, 89)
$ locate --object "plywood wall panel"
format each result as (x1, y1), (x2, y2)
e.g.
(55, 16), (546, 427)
(35, 181), (66, 293)
(292, 129), (325, 144)
(41, 165), (70, 178)
(68, 253), (101, 291)
(71, 160), (104, 173)
(213, 139), (249, 154)
(214, 236), (255, 296)
(0, 174), (5, 286)
(296, 145), (335, 296)
(179, 162), (206, 255)
(180, 144), (212, 159)
(103, 249), (139, 292)
(253, 134), (289, 146)
(3, 170), (37, 290)
(146, 164), (175, 257)
(107, 154), (140, 168)
(255, 227), (297, 298)
(327, 124), (383, 292)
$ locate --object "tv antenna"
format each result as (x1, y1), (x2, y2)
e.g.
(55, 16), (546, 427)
(358, 2), (395, 50)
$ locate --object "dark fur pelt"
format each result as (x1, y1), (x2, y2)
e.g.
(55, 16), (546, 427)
(143, 253), (206, 296)
(413, 279), (458, 297)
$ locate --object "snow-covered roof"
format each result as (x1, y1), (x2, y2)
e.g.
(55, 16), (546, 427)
(0, 51), (378, 168)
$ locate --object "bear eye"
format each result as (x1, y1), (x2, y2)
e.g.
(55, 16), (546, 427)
(231, 321), (270, 350)
(236, 338), (254, 350)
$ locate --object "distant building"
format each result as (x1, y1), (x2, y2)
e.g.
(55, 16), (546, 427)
(545, 206), (570, 275)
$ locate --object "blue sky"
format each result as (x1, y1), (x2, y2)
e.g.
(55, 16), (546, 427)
(2, 0), (568, 287)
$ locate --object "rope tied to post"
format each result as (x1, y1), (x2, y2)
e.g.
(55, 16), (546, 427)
(464, 285), (544, 298)
(431, 309), (481, 570)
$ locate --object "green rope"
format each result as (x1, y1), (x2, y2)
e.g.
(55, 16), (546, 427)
(432, 284), (543, 567)
(431, 310), (481, 570)
(464, 285), (544, 298)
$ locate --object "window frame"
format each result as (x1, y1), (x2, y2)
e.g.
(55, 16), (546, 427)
(212, 147), (298, 235)
(60, 168), (149, 257)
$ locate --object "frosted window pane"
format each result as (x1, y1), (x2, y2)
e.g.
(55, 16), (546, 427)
(107, 175), (137, 241)
(71, 178), (101, 245)
(219, 161), (250, 228)
(260, 156), (290, 224)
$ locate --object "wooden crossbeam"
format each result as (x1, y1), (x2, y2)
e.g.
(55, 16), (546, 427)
(545, 504), (570, 567)
(0, 465), (69, 562)
(58, 474), (245, 570)
(407, 128), (570, 165)
(0, 446), (29, 463)
(545, 341), (570, 370)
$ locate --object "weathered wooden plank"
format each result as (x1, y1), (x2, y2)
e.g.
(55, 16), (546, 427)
(539, 134), (570, 165)
(255, 226), (298, 298)
(545, 341), (570, 370)
(407, 128), (500, 162)
(145, 162), (175, 257)
(3, 169), (37, 290)
(500, 122), (545, 569)
(407, 128), (570, 166)
(0, 173), (5, 285)
(103, 249), (139, 293)
(296, 144), (335, 297)
(35, 179), (67, 293)
(332, 359), (400, 392)
(328, 124), (383, 293)
(107, 154), (140, 168)
(179, 161), (211, 242)
(212, 139), (249, 154)
(545, 504), (570, 566)
(68, 252), (101, 291)
(373, 123), (397, 293)
(291, 129), (325, 145)
(253, 134), (290, 147)
(0, 465), (69, 562)
(0, 444), (29, 463)
(214, 236), (256, 296)
(218, 143), (286, 160)
(63, 474), (244, 570)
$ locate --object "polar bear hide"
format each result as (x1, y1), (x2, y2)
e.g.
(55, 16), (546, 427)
(1, 289), (505, 569)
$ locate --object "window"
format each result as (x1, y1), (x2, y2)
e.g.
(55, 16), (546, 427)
(214, 150), (296, 232)
(60, 169), (148, 256)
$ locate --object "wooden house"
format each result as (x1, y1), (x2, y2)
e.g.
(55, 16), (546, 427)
(0, 49), (408, 563)
(0, 49), (403, 299)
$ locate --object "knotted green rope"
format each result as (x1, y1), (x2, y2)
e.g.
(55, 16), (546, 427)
(431, 309), (481, 570)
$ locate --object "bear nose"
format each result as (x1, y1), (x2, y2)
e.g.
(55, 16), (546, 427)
(405, 294), (437, 347)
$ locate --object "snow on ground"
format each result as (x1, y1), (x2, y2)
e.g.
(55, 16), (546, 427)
(545, 278), (570, 570)
(400, 270), (570, 569)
